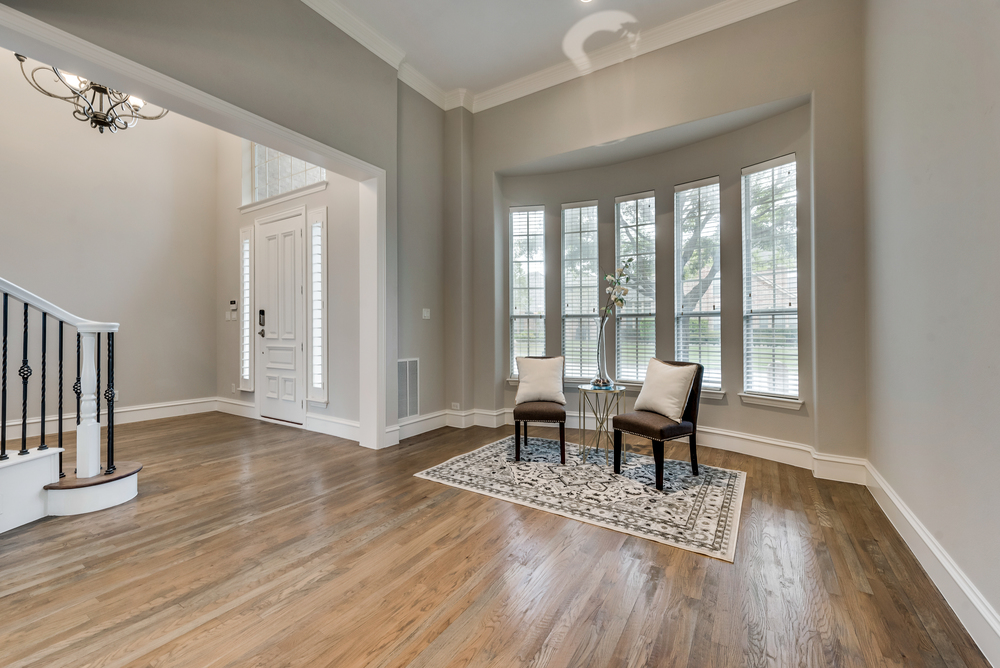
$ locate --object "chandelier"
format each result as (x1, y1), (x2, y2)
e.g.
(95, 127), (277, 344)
(15, 53), (168, 134)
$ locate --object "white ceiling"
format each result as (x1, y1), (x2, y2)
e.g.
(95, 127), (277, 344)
(335, 0), (716, 93)
(302, 0), (797, 111)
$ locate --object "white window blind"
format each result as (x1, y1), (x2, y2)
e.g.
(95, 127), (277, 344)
(251, 143), (326, 203)
(615, 193), (656, 382)
(675, 178), (722, 389)
(742, 155), (798, 397)
(307, 207), (328, 403)
(511, 206), (546, 374)
(562, 202), (599, 379)
(238, 227), (254, 392)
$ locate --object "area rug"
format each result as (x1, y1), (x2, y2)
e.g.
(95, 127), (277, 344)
(415, 436), (746, 561)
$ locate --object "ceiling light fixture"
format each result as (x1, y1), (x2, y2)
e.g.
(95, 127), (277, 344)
(15, 53), (168, 134)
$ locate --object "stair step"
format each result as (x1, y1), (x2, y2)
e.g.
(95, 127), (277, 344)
(44, 462), (142, 490)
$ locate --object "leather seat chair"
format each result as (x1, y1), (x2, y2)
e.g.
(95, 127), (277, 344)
(612, 360), (703, 490)
(512, 357), (567, 464)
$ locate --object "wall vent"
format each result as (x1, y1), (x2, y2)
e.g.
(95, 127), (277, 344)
(398, 359), (419, 419)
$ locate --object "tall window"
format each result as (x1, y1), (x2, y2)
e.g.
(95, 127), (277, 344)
(615, 193), (656, 381)
(238, 227), (254, 392)
(251, 143), (326, 202)
(562, 202), (599, 378)
(307, 208), (328, 403)
(510, 206), (546, 374)
(742, 155), (798, 397)
(675, 178), (722, 389)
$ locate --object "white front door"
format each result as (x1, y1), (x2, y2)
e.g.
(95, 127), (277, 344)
(255, 207), (306, 424)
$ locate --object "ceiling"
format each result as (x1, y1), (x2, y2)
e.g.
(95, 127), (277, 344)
(301, 0), (797, 111)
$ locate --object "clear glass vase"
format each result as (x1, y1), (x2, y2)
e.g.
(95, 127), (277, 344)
(591, 317), (612, 387)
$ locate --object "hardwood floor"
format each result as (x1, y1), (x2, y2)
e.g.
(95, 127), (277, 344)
(0, 413), (988, 667)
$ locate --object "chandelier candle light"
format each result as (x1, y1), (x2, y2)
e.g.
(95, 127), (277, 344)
(593, 257), (634, 387)
(15, 54), (168, 134)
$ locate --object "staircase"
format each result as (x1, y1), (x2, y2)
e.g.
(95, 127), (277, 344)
(0, 277), (138, 534)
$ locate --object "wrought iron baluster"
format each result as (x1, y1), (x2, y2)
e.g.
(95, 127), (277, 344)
(75, 332), (81, 426)
(1, 293), (7, 461)
(39, 312), (48, 450)
(96, 332), (101, 424)
(58, 321), (65, 476)
(105, 333), (115, 475)
(19, 303), (31, 456)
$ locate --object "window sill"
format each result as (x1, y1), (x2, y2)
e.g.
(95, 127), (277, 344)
(239, 181), (328, 214)
(738, 392), (804, 410)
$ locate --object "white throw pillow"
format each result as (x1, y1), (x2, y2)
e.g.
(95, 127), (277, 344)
(633, 359), (698, 421)
(514, 356), (566, 405)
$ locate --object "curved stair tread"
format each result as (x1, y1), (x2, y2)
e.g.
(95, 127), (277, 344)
(44, 462), (142, 490)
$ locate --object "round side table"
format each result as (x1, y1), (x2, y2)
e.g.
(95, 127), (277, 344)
(577, 384), (625, 465)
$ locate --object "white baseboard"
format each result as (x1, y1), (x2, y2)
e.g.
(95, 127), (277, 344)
(865, 464), (1000, 666)
(6, 397), (224, 439)
(399, 410), (449, 439)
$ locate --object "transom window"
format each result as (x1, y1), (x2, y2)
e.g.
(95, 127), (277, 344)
(615, 193), (656, 382)
(251, 143), (326, 203)
(675, 177), (722, 389)
(742, 155), (798, 397)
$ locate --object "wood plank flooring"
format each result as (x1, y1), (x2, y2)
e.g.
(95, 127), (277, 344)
(0, 413), (989, 667)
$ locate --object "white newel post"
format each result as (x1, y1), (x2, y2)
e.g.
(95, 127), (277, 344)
(76, 330), (101, 478)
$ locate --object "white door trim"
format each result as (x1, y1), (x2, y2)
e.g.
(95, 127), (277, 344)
(0, 6), (392, 448)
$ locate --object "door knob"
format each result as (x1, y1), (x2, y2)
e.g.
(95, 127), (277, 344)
(258, 328), (265, 337)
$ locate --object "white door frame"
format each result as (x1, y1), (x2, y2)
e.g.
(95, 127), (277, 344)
(0, 7), (392, 448)
(255, 207), (307, 425)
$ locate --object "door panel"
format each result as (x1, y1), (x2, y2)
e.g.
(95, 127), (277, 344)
(256, 209), (306, 424)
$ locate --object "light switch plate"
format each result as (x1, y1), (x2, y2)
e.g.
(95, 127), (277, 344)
(451, 402), (460, 410)
(422, 308), (431, 320)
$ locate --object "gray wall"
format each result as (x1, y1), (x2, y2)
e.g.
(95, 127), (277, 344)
(0, 55), (218, 413)
(471, 0), (867, 457)
(866, 0), (1000, 617)
(3, 0), (403, 430)
(397, 82), (445, 416)
(502, 104), (813, 445)
(214, 133), (361, 422)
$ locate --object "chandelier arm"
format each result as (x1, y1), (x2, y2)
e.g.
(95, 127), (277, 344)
(134, 108), (170, 121)
(52, 67), (97, 117)
(19, 63), (78, 102)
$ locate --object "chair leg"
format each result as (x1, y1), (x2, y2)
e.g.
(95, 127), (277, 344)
(613, 430), (623, 474)
(559, 422), (566, 465)
(652, 440), (664, 491)
(514, 421), (521, 461)
(690, 432), (699, 476)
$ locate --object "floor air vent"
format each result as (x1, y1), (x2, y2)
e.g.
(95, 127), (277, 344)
(398, 359), (419, 419)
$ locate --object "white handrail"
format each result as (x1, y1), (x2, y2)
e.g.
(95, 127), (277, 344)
(0, 277), (119, 333)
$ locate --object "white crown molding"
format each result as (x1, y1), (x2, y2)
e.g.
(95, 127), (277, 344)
(300, 0), (797, 114)
(443, 88), (472, 113)
(470, 0), (799, 113)
(397, 62), (446, 109)
(299, 0), (405, 69)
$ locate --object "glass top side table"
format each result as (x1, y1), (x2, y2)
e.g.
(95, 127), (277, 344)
(577, 384), (626, 465)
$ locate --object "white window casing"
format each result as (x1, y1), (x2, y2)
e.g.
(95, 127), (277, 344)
(510, 206), (546, 376)
(615, 192), (656, 382)
(239, 226), (254, 392)
(741, 154), (799, 398)
(674, 177), (722, 390)
(561, 201), (600, 379)
(307, 207), (328, 403)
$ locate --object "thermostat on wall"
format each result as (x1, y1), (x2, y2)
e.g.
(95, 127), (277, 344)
(230, 300), (238, 311)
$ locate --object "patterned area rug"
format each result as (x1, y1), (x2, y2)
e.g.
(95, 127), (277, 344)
(415, 436), (746, 561)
